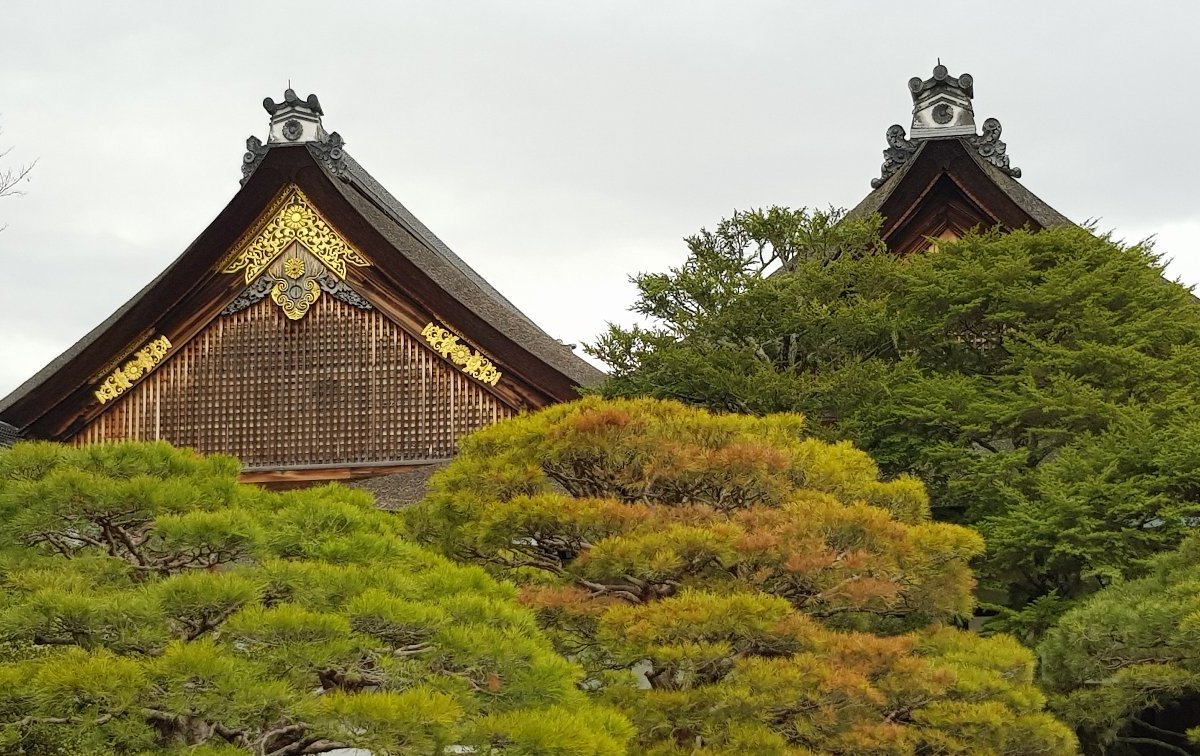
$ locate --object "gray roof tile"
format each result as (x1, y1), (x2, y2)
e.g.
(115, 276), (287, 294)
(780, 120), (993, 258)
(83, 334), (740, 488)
(0, 421), (21, 447)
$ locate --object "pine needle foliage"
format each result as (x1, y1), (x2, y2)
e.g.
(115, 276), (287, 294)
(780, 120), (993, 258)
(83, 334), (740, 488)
(1039, 533), (1200, 754)
(406, 398), (1076, 754)
(0, 440), (632, 755)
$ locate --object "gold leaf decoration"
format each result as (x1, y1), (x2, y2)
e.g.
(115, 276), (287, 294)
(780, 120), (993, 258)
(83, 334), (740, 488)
(94, 335), (172, 404)
(421, 323), (502, 386)
(282, 257), (306, 279)
(220, 187), (371, 282)
(272, 276), (321, 320)
(260, 245), (326, 321)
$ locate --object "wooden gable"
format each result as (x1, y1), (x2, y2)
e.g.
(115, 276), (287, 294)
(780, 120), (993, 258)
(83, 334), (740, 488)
(74, 292), (517, 478)
(869, 139), (1067, 256)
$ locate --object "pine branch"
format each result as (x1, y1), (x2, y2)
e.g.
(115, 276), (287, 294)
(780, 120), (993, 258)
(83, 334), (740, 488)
(1114, 736), (1195, 756)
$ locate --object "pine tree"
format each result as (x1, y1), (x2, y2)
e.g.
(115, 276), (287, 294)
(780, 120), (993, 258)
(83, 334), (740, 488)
(0, 441), (632, 755)
(1039, 533), (1200, 755)
(407, 397), (1077, 754)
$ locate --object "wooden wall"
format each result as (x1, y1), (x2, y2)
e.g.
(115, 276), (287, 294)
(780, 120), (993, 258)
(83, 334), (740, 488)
(73, 294), (516, 468)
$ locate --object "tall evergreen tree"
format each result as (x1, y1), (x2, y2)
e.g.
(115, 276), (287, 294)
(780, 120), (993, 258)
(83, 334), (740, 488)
(591, 210), (1200, 636)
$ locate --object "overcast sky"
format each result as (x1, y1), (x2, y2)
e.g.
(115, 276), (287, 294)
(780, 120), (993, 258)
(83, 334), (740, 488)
(2, 1), (1198, 397)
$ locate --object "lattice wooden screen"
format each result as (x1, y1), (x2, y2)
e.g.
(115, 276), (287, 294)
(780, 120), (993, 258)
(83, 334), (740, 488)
(73, 295), (516, 468)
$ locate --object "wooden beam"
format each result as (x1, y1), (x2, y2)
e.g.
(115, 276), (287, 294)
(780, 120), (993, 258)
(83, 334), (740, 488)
(240, 460), (447, 487)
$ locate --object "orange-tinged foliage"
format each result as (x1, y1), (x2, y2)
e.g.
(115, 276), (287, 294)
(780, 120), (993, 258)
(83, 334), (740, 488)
(519, 584), (608, 616)
(406, 397), (1076, 754)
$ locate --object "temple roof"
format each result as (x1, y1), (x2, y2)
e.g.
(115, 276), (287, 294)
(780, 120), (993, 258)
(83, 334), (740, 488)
(250, 90), (597, 387)
(848, 139), (1071, 229)
(846, 65), (1073, 254)
(0, 91), (602, 438)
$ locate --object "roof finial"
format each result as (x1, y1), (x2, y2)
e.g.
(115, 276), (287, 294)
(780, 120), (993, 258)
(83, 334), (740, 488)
(870, 66), (1022, 188)
(260, 89), (327, 143)
(242, 90), (347, 186)
(907, 64), (975, 138)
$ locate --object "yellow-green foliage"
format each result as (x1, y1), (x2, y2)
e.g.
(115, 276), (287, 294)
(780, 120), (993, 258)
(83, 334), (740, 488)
(407, 397), (1076, 754)
(0, 441), (631, 755)
(409, 397), (974, 631)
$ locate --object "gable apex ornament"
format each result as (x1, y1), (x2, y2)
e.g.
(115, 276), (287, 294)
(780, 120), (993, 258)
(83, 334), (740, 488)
(871, 65), (1021, 187)
(241, 89), (349, 185)
(264, 88), (327, 145)
(218, 186), (372, 320)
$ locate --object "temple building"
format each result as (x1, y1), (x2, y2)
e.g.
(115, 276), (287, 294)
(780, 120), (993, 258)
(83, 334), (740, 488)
(0, 66), (1076, 492)
(0, 91), (602, 483)
(847, 64), (1073, 252)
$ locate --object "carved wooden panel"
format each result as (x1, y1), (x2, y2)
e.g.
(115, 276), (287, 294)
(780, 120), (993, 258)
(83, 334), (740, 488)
(72, 295), (516, 468)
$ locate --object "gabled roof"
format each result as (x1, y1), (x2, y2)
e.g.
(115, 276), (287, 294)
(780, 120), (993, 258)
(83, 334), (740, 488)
(0, 98), (602, 440)
(846, 138), (1073, 254)
(846, 65), (1074, 254)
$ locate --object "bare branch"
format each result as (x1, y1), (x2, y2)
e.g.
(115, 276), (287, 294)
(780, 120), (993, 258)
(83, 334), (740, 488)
(0, 126), (37, 232)
(0, 157), (36, 198)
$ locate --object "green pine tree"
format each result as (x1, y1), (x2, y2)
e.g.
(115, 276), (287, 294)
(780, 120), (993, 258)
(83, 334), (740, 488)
(0, 440), (632, 755)
(1039, 533), (1200, 754)
(406, 397), (1077, 754)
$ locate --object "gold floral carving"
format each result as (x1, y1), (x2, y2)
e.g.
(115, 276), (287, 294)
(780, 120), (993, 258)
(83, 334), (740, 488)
(421, 323), (502, 386)
(265, 245), (326, 321)
(221, 187), (371, 282)
(282, 257), (306, 279)
(94, 335), (172, 404)
(218, 187), (372, 320)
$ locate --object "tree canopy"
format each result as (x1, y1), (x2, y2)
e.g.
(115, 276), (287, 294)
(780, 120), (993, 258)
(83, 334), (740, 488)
(0, 441), (632, 755)
(591, 209), (1200, 636)
(406, 397), (1077, 754)
(1039, 533), (1200, 754)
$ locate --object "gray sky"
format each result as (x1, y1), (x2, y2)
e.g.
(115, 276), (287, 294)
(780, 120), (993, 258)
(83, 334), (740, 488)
(2, 1), (1198, 396)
